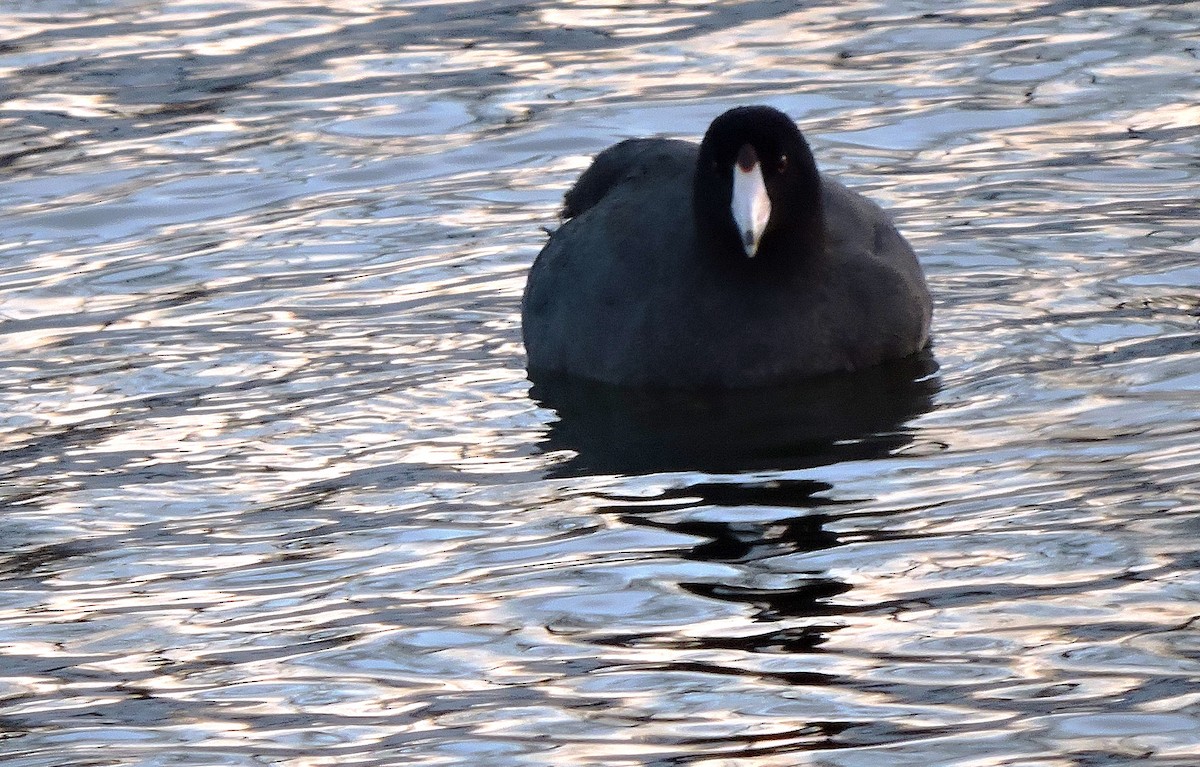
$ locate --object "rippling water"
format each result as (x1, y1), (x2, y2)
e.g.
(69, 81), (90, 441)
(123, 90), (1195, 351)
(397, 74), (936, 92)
(3, 1), (1199, 765)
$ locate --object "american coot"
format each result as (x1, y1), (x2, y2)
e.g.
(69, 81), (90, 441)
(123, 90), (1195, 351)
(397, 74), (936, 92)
(522, 105), (932, 388)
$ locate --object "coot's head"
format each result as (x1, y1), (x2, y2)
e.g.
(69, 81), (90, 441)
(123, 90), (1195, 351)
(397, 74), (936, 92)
(694, 106), (823, 262)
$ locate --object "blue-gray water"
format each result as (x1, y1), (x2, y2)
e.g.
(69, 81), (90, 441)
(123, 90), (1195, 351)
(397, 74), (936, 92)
(2, 1), (1199, 765)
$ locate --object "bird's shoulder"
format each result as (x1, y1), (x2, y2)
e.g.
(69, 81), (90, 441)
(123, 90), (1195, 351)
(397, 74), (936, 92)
(562, 138), (697, 219)
(820, 178), (917, 269)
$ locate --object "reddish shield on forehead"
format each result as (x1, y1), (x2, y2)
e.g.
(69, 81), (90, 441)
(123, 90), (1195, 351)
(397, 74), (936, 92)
(736, 144), (758, 172)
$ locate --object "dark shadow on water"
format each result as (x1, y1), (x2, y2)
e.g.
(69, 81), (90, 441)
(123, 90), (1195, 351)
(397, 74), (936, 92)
(536, 352), (940, 685)
(530, 351), (940, 476)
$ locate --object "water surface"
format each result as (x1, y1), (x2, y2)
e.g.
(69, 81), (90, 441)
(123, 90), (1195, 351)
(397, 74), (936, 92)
(2, 1), (1199, 765)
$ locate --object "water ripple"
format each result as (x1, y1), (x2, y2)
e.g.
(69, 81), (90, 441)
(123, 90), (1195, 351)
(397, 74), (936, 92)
(2, 0), (1200, 765)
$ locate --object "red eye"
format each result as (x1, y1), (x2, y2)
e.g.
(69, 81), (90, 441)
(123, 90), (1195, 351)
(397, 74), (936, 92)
(777, 155), (788, 173)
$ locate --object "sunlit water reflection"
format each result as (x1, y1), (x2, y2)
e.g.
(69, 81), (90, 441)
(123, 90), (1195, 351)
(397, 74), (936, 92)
(2, 1), (1198, 765)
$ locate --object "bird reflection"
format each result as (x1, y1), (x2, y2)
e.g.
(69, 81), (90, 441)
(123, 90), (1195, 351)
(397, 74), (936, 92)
(530, 350), (939, 476)
(530, 351), (939, 656)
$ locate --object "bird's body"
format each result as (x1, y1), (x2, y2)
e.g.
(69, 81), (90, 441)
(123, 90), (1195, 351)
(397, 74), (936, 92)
(522, 107), (932, 389)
